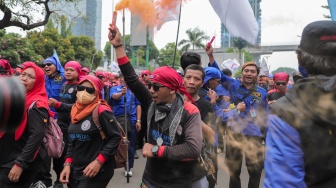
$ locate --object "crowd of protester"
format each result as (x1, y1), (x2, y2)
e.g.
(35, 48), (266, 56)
(0, 20), (335, 188)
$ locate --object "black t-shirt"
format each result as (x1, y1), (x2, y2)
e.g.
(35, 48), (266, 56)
(193, 97), (216, 181)
(67, 109), (121, 181)
(57, 83), (77, 130)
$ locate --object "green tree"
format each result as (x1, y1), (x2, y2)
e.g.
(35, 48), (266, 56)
(104, 35), (131, 61)
(136, 46), (145, 67)
(271, 67), (297, 76)
(232, 37), (248, 61)
(0, 30), (43, 65)
(60, 16), (72, 38)
(26, 28), (75, 64)
(148, 39), (159, 62)
(178, 27), (209, 52)
(322, 5), (331, 19)
(0, 0), (80, 30)
(157, 42), (180, 67)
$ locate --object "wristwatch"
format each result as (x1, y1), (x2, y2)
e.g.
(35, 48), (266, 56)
(136, 119), (141, 123)
(151, 145), (159, 157)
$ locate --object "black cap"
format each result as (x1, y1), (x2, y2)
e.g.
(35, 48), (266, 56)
(300, 20), (336, 56)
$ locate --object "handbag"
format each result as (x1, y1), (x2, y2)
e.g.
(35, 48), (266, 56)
(92, 105), (129, 169)
(29, 101), (64, 158)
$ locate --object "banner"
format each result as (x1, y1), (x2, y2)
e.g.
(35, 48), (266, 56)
(221, 58), (240, 72)
(328, 0), (336, 21)
(259, 57), (269, 76)
(209, 0), (259, 45)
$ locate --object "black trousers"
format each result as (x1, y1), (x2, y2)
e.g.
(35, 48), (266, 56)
(217, 121), (227, 150)
(225, 130), (264, 188)
(0, 159), (43, 188)
(68, 178), (110, 188)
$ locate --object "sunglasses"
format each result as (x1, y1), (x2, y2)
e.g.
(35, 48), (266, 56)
(42, 63), (53, 68)
(147, 83), (165, 91)
(142, 74), (148, 77)
(276, 82), (287, 86)
(77, 85), (95, 94)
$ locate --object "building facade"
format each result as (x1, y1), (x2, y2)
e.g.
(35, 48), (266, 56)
(50, 0), (102, 50)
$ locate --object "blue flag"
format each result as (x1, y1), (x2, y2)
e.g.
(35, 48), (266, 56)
(52, 49), (64, 74)
(328, 0), (336, 21)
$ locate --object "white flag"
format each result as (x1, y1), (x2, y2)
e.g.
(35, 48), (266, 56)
(110, 61), (120, 72)
(156, 1), (181, 31)
(221, 58), (240, 72)
(260, 57), (269, 76)
(209, 0), (259, 45)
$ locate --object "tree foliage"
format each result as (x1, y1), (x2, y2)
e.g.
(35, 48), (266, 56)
(157, 42), (180, 67)
(0, 0), (80, 30)
(26, 27), (102, 69)
(178, 27), (209, 52)
(0, 30), (43, 65)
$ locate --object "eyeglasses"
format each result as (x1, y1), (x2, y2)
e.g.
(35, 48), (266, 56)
(275, 82), (287, 86)
(77, 85), (95, 94)
(142, 74), (148, 77)
(42, 63), (53, 68)
(147, 83), (165, 91)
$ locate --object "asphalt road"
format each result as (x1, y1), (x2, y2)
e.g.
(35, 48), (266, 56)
(52, 150), (264, 188)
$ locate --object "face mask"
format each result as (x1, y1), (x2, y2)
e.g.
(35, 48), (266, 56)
(76, 90), (96, 104)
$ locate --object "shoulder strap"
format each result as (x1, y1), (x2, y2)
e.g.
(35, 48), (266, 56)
(28, 101), (37, 111)
(92, 105), (107, 140)
(234, 85), (258, 106)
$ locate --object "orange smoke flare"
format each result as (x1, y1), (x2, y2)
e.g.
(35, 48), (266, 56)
(115, 0), (188, 28)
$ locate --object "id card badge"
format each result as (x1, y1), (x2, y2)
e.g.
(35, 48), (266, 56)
(250, 108), (256, 117)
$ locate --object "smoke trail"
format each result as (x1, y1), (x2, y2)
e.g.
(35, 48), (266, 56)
(115, 0), (187, 28)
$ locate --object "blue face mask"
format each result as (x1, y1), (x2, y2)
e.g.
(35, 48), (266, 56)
(298, 65), (308, 78)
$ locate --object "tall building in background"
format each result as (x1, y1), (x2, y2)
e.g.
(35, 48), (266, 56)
(50, 0), (102, 50)
(220, 0), (261, 47)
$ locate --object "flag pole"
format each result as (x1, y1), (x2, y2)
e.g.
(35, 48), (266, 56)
(172, 0), (183, 69)
(111, 0), (115, 69)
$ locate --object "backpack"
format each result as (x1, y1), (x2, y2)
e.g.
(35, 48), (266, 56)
(29, 101), (64, 158)
(92, 105), (129, 169)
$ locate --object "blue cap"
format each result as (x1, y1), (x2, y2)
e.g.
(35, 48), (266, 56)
(204, 67), (221, 84)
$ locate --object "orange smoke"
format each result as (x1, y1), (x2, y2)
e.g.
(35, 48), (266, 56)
(115, 0), (188, 27)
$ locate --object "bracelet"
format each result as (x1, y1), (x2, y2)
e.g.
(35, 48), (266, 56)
(136, 120), (141, 122)
(113, 44), (123, 48)
(95, 159), (103, 166)
(63, 162), (72, 167)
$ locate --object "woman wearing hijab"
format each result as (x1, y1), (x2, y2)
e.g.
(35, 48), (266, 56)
(48, 61), (83, 187)
(59, 75), (121, 188)
(0, 62), (52, 187)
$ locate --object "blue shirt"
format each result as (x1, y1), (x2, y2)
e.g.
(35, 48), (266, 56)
(215, 84), (230, 122)
(110, 85), (141, 122)
(264, 114), (306, 188)
(45, 72), (66, 118)
(209, 61), (269, 136)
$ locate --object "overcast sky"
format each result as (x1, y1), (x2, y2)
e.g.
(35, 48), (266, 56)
(3, 0), (331, 71)
(102, 0), (329, 71)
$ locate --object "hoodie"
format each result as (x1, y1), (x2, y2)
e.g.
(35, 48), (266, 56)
(264, 75), (336, 188)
